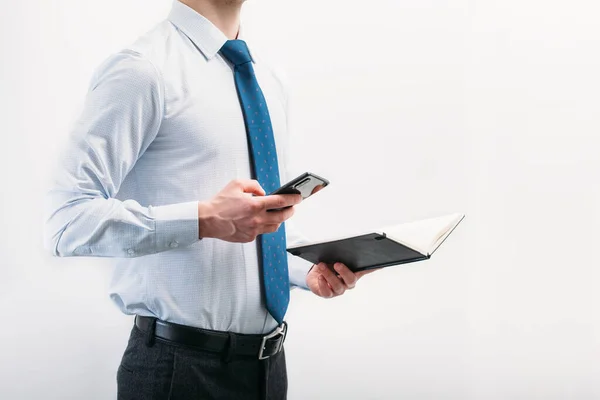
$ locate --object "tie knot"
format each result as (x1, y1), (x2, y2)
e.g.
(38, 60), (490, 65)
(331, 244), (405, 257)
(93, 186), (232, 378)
(220, 40), (252, 66)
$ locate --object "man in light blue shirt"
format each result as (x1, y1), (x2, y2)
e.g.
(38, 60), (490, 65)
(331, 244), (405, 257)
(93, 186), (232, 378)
(44, 0), (377, 398)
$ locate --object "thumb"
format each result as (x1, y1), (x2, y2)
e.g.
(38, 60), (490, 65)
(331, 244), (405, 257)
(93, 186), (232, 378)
(235, 179), (266, 197)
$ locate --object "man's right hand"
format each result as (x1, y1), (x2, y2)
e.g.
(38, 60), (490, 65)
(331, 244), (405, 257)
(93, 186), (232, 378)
(197, 179), (302, 243)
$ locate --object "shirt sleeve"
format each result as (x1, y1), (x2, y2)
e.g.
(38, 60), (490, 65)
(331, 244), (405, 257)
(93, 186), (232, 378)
(271, 65), (314, 290)
(285, 220), (314, 290)
(44, 50), (200, 258)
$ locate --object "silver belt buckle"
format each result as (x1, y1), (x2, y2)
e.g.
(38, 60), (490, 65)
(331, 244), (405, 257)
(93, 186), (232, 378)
(258, 322), (287, 360)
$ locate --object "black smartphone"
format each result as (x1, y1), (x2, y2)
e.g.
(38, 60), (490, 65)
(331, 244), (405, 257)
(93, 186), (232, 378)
(267, 172), (329, 211)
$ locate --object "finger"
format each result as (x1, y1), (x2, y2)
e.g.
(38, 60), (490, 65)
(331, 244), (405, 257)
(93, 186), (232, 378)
(257, 194), (302, 211)
(261, 224), (281, 234)
(333, 263), (357, 289)
(236, 179), (265, 196)
(261, 205), (296, 224)
(318, 275), (333, 298)
(355, 268), (383, 279)
(311, 185), (324, 195)
(316, 263), (345, 296)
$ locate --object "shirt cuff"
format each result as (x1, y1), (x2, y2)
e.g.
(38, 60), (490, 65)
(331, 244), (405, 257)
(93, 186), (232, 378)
(288, 253), (314, 290)
(150, 201), (200, 251)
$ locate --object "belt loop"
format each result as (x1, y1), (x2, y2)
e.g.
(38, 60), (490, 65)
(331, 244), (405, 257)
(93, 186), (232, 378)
(144, 317), (157, 348)
(222, 332), (237, 363)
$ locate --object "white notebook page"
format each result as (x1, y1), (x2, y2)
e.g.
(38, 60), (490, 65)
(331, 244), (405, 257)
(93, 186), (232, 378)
(381, 213), (464, 255)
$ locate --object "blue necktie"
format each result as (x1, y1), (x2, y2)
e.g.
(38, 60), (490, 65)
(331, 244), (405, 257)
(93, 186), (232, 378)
(220, 40), (289, 324)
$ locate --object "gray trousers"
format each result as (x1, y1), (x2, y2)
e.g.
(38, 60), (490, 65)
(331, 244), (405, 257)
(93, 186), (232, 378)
(117, 325), (288, 400)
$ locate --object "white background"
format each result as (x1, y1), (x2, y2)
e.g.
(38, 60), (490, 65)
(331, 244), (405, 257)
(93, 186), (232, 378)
(1, 0), (599, 399)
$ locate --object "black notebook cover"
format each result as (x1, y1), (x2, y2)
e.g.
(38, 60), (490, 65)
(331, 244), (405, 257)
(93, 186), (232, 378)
(287, 233), (430, 272)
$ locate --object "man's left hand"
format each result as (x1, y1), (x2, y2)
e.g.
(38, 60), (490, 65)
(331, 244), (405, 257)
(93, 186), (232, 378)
(306, 262), (379, 298)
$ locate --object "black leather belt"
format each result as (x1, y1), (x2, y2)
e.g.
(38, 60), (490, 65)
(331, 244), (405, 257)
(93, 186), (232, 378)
(135, 316), (287, 360)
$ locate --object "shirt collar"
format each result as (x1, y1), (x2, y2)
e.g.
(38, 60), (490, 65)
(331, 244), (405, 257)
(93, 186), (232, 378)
(169, 0), (255, 63)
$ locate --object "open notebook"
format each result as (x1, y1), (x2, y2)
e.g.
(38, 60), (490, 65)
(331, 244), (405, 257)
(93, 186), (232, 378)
(287, 213), (465, 272)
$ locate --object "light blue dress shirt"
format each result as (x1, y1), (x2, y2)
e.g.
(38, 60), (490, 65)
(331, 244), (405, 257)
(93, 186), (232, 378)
(44, 0), (313, 334)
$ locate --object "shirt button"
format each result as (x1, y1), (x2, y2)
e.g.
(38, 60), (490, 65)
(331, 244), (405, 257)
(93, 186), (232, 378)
(127, 249), (135, 256)
(170, 241), (179, 248)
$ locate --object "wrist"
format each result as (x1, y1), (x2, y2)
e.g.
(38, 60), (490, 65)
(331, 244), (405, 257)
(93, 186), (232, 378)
(197, 201), (215, 239)
(305, 264), (316, 285)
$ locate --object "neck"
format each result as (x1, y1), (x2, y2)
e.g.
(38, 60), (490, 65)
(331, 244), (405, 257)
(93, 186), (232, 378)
(179, 0), (243, 40)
